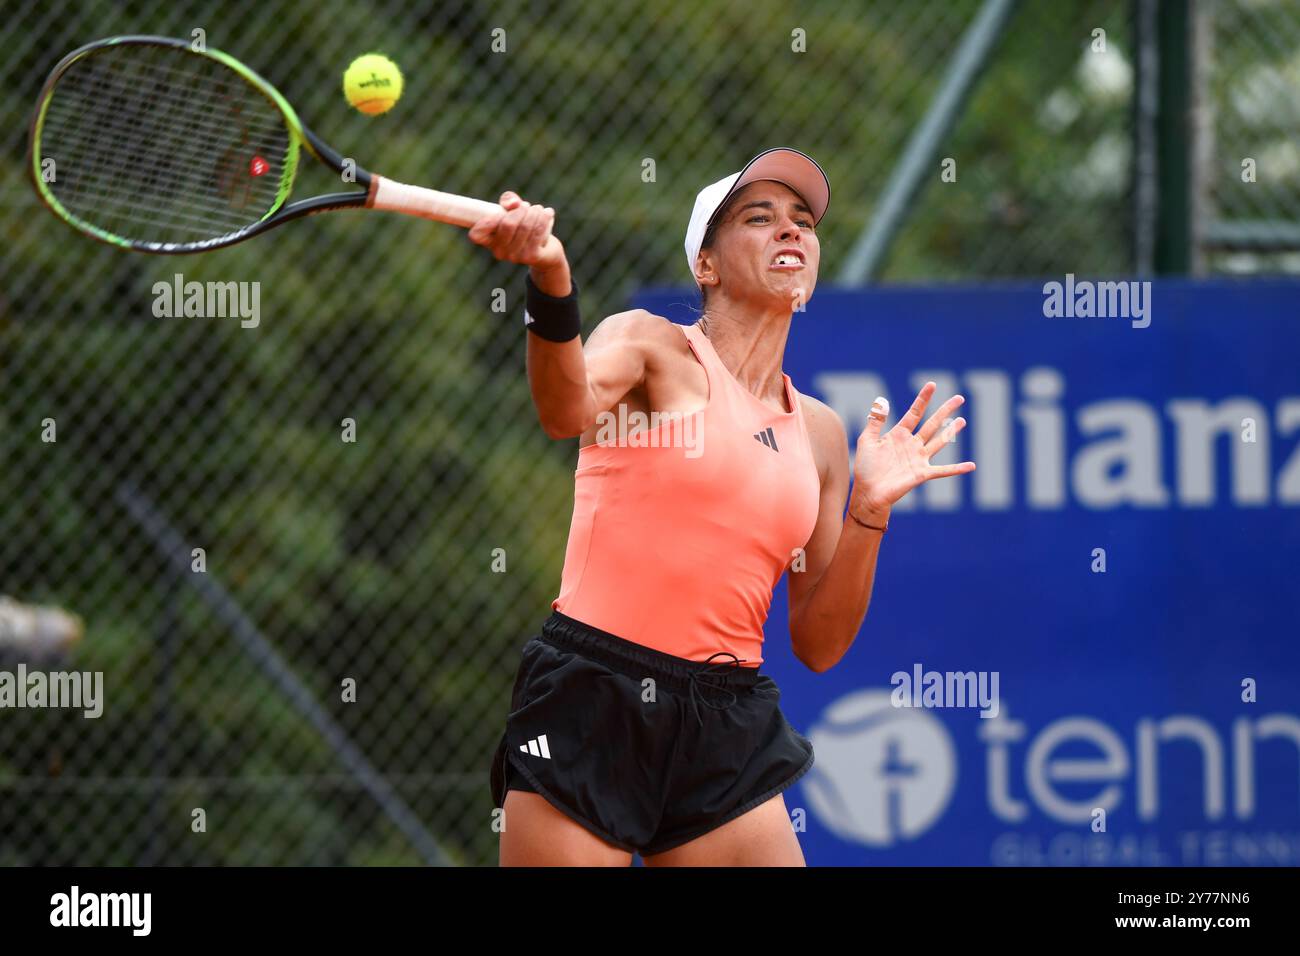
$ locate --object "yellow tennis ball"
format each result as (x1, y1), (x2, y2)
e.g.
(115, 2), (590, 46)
(343, 54), (403, 116)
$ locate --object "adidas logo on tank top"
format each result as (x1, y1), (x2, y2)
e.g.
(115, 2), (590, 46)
(550, 321), (821, 666)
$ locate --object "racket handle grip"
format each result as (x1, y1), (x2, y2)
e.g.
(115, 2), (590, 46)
(366, 176), (502, 227)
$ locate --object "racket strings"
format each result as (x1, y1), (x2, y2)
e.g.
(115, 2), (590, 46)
(63, 54), (286, 219)
(37, 43), (293, 244)
(41, 101), (285, 233)
(47, 98), (281, 239)
(58, 55), (286, 232)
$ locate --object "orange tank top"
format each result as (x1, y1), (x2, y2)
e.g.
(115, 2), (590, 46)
(552, 321), (821, 666)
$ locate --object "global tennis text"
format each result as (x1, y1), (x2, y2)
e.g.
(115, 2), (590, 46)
(808, 689), (1300, 864)
(1042, 273), (1152, 327)
(0, 665), (102, 718)
(50, 886), (151, 936)
(152, 273), (260, 328)
(891, 663), (999, 718)
(593, 403), (704, 457)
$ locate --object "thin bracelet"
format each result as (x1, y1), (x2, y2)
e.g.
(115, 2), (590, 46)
(849, 510), (888, 533)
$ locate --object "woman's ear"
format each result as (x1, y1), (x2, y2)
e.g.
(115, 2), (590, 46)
(695, 252), (719, 286)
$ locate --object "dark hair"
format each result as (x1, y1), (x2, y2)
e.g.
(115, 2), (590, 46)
(695, 200), (731, 313)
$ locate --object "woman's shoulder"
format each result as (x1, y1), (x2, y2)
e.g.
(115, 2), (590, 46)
(796, 391), (845, 435)
(586, 308), (686, 349)
(796, 391), (849, 479)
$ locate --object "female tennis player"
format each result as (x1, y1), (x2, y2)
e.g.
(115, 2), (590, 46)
(473, 148), (974, 867)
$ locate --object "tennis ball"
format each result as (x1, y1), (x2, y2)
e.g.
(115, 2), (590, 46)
(343, 53), (403, 116)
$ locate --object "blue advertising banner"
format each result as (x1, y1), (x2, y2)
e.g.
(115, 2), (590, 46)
(632, 279), (1300, 866)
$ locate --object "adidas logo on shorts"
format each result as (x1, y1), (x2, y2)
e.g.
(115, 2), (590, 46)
(520, 734), (551, 758)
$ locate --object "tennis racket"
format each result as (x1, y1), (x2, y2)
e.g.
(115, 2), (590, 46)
(28, 35), (541, 255)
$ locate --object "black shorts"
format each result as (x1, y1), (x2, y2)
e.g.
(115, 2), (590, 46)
(489, 609), (815, 856)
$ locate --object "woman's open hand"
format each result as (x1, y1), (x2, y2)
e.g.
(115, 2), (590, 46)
(849, 382), (976, 521)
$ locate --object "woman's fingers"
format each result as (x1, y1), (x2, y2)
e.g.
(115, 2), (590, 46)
(534, 207), (556, 254)
(922, 416), (966, 458)
(895, 382), (936, 433)
(468, 195), (559, 265)
(496, 203), (549, 259)
(927, 460), (977, 479)
(466, 208), (503, 243)
(492, 201), (530, 253)
(501, 204), (543, 260)
(862, 396), (889, 441)
(916, 393), (964, 445)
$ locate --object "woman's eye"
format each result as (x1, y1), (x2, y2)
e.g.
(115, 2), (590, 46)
(748, 215), (769, 223)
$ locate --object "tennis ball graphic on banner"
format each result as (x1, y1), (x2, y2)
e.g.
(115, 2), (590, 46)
(803, 689), (957, 847)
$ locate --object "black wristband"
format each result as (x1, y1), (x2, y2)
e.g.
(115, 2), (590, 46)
(524, 272), (581, 342)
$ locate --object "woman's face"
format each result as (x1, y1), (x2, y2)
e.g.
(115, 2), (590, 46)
(702, 180), (820, 308)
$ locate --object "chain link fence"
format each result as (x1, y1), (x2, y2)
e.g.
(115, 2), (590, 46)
(1201, 0), (1300, 272)
(2, 0), (1297, 866)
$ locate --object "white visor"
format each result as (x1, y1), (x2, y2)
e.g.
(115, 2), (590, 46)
(684, 147), (830, 285)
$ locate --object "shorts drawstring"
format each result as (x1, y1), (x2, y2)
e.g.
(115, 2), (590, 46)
(688, 652), (746, 727)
